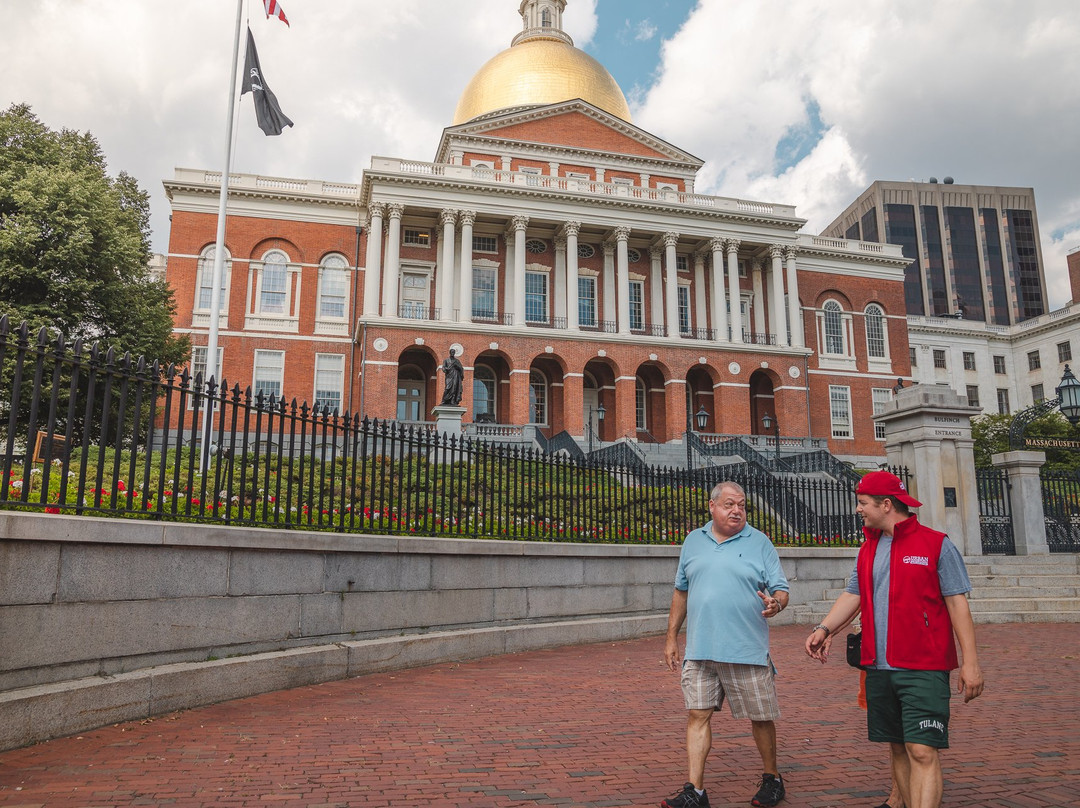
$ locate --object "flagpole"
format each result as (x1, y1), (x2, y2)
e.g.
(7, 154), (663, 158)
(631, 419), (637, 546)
(202, 0), (246, 472)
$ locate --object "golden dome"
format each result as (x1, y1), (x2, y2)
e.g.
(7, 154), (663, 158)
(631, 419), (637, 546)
(452, 38), (632, 126)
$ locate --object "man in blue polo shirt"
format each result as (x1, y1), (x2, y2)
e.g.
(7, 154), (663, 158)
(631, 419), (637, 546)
(662, 481), (790, 808)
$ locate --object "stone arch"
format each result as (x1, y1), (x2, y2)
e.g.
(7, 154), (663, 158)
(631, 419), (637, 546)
(634, 361), (670, 442)
(396, 346), (439, 422)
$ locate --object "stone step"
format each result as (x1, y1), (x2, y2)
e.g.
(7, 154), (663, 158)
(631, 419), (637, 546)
(970, 610), (1080, 624)
(967, 597), (1080, 612)
(974, 574), (1080, 587)
(965, 559), (1080, 576)
(970, 585), (1080, 599)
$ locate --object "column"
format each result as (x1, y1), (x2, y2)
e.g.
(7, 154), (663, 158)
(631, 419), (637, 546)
(649, 247), (664, 331)
(992, 451), (1050, 555)
(726, 239), (742, 343)
(785, 247), (803, 348)
(563, 221), (580, 330)
(457, 210), (475, 321)
(693, 252), (707, 338)
(769, 245), (788, 347)
(512, 215), (529, 325)
(751, 258), (765, 339)
(663, 232), (679, 338)
(710, 238), (728, 342)
(438, 209), (457, 321)
(554, 236), (567, 326)
(381, 203), (403, 319)
(503, 224), (516, 323)
(362, 202), (384, 316)
(602, 241), (616, 328)
(615, 226), (631, 335)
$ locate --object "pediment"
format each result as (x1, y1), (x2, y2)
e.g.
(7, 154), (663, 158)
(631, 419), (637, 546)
(436, 100), (703, 170)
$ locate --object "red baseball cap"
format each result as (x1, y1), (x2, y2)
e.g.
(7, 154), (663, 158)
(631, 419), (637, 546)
(856, 470), (922, 508)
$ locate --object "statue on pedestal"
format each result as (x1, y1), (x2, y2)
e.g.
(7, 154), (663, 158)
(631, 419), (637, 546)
(439, 348), (464, 406)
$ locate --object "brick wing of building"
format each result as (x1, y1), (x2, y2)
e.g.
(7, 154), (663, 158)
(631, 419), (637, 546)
(164, 0), (911, 464)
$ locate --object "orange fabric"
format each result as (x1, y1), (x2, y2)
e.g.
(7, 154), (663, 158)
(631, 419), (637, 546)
(857, 670), (867, 710)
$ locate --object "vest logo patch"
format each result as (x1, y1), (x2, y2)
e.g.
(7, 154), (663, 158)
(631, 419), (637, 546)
(903, 555), (930, 566)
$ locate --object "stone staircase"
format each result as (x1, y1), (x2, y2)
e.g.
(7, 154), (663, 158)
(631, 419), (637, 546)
(790, 554), (1080, 625)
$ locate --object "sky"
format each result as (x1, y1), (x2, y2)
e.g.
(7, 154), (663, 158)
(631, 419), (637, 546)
(3, 0), (1079, 308)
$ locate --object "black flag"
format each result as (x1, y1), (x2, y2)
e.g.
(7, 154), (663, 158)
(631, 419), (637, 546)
(242, 27), (293, 136)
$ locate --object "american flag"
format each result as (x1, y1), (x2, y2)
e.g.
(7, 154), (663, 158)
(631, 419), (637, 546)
(263, 0), (289, 27)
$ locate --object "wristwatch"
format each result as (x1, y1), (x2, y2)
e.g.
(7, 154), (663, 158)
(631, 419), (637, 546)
(812, 623), (831, 637)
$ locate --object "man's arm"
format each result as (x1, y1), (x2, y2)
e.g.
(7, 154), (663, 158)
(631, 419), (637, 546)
(804, 592), (861, 662)
(945, 593), (984, 703)
(664, 588), (688, 671)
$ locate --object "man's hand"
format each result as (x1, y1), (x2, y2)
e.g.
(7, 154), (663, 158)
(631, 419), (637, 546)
(957, 660), (984, 703)
(664, 636), (681, 671)
(757, 589), (787, 619)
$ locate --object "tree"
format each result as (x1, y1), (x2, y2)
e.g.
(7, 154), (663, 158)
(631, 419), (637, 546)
(972, 410), (1080, 473)
(0, 104), (188, 366)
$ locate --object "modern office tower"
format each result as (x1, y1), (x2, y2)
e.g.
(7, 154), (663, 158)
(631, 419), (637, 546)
(822, 179), (1048, 325)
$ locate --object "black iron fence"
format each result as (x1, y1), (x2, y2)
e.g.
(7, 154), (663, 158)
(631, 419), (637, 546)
(1040, 470), (1080, 553)
(2, 317), (880, 546)
(975, 467), (1015, 554)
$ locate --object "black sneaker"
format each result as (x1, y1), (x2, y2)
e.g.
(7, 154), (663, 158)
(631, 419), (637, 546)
(751, 773), (785, 807)
(661, 782), (710, 808)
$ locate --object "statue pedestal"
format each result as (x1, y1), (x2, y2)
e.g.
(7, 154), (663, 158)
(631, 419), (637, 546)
(431, 405), (466, 440)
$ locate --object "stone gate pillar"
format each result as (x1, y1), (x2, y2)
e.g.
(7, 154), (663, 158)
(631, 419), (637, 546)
(874, 384), (983, 556)
(991, 450), (1050, 555)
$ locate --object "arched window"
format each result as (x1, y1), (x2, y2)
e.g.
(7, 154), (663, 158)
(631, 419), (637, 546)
(473, 365), (496, 420)
(824, 300), (844, 355)
(635, 377), (647, 431)
(864, 304), (887, 359)
(259, 250), (289, 314)
(529, 370), (548, 425)
(318, 254), (349, 319)
(541, 7), (552, 27)
(195, 245), (231, 312)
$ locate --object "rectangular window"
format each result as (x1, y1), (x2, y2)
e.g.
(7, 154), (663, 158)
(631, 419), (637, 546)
(1059, 341), (1073, 363)
(188, 346), (223, 408)
(253, 350), (285, 401)
(628, 280), (644, 331)
(319, 268), (347, 319)
(197, 267), (227, 311)
(676, 255), (689, 272)
(962, 352), (976, 371)
(260, 264), (287, 314)
(521, 166), (542, 186)
(872, 388), (891, 440)
(829, 386), (852, 438)
(966, 385), (980, 408)
(1028, 350), (1041, 371)
(909, 347), (917, 367)
(314, 354), (345, 413)
(525, 271), (548, 323)
(473, 235), (498, 253)
(472, 267), (497, 320)
(1032, 383), (1045, 404)
(994, 355), (1006, 374)
(997, 388), (1010, 415)
(402, 228), (430, 247)
(677, 286), (691, 334)
(933, 349), (946, 369)
(578, 276), (597, 327)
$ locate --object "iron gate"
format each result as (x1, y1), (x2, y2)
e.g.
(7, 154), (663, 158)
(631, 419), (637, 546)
(976, 468), (1015, 555)
(1041, 470), (1080, 552)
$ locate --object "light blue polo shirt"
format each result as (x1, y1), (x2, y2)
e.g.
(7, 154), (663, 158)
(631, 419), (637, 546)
(675, 521), (789, 666)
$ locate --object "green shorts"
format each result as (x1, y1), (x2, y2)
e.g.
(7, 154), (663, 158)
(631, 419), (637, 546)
(865, 668), (951, 748)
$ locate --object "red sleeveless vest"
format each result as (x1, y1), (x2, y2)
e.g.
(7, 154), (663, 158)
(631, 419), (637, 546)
(857, 515), (959, 671)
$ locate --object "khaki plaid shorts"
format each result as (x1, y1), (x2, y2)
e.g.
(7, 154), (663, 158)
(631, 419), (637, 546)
(680, 659), (780, 720)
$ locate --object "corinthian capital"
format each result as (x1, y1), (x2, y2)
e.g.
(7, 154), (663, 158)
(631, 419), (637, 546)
(724, 238), (741, 255)
(769, 244), (785, 259)
(663, 231), (680, 249)
(386, 203), (405, 220)
(440, 209), (458, 227)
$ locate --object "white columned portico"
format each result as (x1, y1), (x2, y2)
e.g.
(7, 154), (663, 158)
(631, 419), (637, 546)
(663, 232), (679, 338)
(562, 221), (580, 330)
(725, 239), (742, 343)
(751, 258), (765, 338)
(649, 247), (663, 330)
(693, 252), (706, 337)
(438, 209), (457, 321)
(512, 215), (529, 325)
(362, 202), (384, 316)
(457, 210), (475, 322)
(769, 245), (788, 346)
(785, 247), (803, 348)
(710, 238), (728, 342)
(382, 203), (403, 319)
(602, 241), (616, 328)
(615, 227), (631, 335)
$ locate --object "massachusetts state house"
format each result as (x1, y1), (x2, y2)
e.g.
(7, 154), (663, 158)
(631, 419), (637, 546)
(164, 0), (911, 463)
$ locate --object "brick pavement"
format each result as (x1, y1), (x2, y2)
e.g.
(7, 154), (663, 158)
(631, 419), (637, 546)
(0, 624), (1077, 807)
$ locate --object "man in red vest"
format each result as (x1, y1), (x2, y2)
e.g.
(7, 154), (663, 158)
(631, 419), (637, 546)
(804, 471), (984, 808)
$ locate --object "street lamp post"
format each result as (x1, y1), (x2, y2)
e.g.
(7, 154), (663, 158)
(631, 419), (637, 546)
(762, 412), (780, 462)
(1007, 365), (1080, 449)
(685, 405), (710, 470)
(587, 402), (606, 453)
